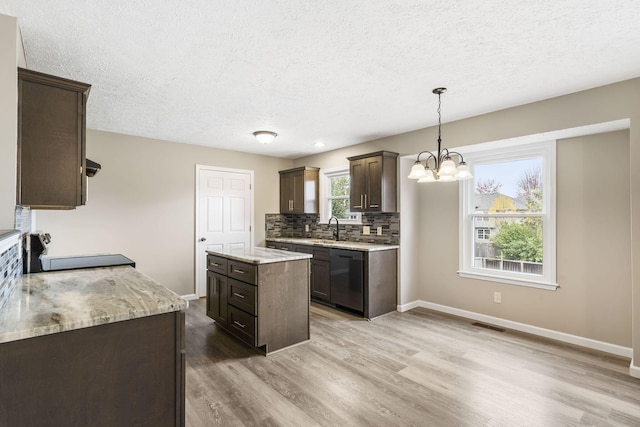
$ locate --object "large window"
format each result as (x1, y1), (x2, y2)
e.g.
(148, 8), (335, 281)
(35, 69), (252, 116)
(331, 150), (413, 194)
(320, 167), (361, 224)
(459, 140), (557, 290)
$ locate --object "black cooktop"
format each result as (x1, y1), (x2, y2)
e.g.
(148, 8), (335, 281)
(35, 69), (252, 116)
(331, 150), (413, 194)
(40, 254), (135, 272)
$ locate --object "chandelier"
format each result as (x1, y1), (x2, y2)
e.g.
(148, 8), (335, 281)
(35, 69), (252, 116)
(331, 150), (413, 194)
(407, 88), (473, 182)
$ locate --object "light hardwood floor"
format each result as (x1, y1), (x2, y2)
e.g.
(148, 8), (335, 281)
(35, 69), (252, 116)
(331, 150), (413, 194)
(185, 299), (640, 426)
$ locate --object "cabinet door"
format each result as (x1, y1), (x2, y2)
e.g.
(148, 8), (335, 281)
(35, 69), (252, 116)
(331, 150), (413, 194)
(311, 259), (331, 302)
(364, 155), (383, 211)
(291, 170), (305, 213)
(279, 172), (293, 213)
(349, 159), (366, 212)
(17, 68), (90, 209)
(206, 270), (228, 327)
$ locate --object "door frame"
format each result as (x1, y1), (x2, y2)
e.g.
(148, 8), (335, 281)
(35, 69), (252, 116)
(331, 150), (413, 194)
(194, 164), (254, 298)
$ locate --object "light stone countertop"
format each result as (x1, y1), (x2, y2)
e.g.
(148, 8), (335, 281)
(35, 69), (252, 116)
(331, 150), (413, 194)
(206, 246), (312, 264)
(0, 266), (187, 344)
(267, 237), (399, 252)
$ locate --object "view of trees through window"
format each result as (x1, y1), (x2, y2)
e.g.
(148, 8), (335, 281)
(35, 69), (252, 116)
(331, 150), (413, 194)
(329, 175), (353, 220)
(473, 159), (543, 275)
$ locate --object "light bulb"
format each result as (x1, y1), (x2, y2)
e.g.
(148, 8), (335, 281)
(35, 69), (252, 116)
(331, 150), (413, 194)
(439, 158), (456, 176)
(417, 169), (436, 183)
(408, 163), (427, 179)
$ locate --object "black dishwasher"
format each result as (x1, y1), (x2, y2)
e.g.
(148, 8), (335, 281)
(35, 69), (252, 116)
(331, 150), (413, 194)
(330, 249), (364, 312)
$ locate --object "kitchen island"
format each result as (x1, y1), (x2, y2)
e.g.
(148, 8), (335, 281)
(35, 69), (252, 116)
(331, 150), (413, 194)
(0, 266), (187, 427)
(206, 247), (311, 354)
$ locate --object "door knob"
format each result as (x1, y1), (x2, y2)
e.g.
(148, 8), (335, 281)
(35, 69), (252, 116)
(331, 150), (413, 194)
(199, 237), (207, 242)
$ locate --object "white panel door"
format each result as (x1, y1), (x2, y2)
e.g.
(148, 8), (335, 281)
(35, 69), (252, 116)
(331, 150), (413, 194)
(196, 167), (252, 297)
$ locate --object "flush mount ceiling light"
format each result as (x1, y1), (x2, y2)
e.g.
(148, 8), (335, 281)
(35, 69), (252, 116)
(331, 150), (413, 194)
(408, 88), (473, 183)
(253, 130), (277, 144)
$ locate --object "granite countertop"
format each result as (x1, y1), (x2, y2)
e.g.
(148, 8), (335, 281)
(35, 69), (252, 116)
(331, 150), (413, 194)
(206, 247), (312, 264)
(267, 237), (399, 252)
(0, 266), (187, 344)
(0, 230), (20, 242)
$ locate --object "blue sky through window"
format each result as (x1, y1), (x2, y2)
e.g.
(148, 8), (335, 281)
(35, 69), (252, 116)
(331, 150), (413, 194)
(474, 158), (542, 198)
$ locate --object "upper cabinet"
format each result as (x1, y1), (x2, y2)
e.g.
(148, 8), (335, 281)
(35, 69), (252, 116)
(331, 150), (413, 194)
(279, 166), (319, 214)
(17, 68), (91, 209)
(348, 151), (398, 213)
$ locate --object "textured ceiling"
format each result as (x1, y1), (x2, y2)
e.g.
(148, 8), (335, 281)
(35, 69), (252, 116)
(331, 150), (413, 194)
(2, 1), (640, 159)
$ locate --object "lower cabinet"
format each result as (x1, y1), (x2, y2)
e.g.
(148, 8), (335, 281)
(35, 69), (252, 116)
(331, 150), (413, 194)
(206, 270), (227, 327)
(268, 241), (397, 319)
(206, 253), (309, 353)
(0, 311), (186, 426)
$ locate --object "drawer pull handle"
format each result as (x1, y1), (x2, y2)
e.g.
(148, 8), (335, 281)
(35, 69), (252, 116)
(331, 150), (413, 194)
(370, 204), (379, 208)
(211, 262), (220, 267)
(281, 247), (289, 251)
(232, 269), (245, 274)
(233, 320), (246, 329)
(233, 292), (246, 299)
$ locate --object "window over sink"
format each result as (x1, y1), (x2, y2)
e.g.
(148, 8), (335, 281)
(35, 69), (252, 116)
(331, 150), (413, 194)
(320, 166), (361, 224)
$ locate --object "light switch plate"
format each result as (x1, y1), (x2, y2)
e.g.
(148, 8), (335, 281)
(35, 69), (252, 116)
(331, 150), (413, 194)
(377, 226), (383, 235)
(362, 226), (370, 235)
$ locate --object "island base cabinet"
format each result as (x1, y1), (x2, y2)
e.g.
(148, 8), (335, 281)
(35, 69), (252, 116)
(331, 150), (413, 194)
(206, 254), (310, 354)
(0, 311), (185, 427)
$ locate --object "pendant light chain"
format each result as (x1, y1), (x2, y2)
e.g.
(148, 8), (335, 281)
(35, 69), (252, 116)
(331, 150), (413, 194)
(437, 90), (442, 143)
(406, 87), (473, 182)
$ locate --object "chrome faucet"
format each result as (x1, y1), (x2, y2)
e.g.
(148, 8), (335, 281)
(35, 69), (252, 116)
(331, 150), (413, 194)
(328, 216), (340, 241)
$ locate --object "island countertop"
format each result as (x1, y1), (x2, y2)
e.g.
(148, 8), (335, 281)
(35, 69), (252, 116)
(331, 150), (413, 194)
(206, 246), (312, 264)
(0, 265), (187, 344)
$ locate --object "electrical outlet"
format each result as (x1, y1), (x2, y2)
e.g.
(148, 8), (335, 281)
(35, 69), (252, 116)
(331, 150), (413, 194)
(305, 224), (310, 232)
(362, 226), (370, 235)
(377, 226), (383, 236)
(493, 292), (502, 304)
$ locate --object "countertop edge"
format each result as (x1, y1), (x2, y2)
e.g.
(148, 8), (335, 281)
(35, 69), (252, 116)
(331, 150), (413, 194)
(206, 248), (312, 264)
(266, 238), (399, 251)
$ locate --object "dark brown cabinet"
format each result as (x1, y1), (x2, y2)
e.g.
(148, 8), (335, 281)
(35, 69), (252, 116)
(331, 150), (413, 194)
(206, 270), (228, 327)
(17, 68), (91, 209)
(279, 166), (319, 214)
(348, 151), (398, 212)
(293, 244), (331, 302)
(266, 241), (294, 251)
(0, 311), (185, 426)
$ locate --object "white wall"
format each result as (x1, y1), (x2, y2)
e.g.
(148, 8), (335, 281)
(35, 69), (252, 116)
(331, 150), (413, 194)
(295, 78), (640, 369)
(36, 130), (292, 296)
(0, 14), (18, 229)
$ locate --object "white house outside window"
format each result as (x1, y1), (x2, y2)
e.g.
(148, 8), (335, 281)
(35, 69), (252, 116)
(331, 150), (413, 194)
(459, 140), (557, 290)
(320, 167), (361, 224)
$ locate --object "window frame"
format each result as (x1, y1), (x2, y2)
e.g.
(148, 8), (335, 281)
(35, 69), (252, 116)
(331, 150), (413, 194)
(458, 140), (558, 290)
(319, 166), (362, 224)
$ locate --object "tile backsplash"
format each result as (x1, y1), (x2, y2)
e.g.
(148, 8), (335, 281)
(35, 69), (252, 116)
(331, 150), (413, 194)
(266, 213), (399, 245)
(0, 236), (21, 312)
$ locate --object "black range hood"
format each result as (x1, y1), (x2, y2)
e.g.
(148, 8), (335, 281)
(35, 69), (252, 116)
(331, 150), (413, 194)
(86, 158), (101, 177)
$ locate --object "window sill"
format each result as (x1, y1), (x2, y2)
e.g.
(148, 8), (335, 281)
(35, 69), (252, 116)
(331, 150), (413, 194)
(458, 270), (559, 291)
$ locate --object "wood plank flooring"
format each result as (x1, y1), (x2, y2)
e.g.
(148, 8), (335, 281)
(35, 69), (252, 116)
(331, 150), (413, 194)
(185, 299), (640, 426)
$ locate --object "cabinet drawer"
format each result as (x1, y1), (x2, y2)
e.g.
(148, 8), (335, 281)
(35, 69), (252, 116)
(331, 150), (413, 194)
(228, 260), (257, 285)
(228, 305), (257, 347)
(207, 255), (227, 274)
(227, 278), (257, 315)
(312, 247), (331, 261)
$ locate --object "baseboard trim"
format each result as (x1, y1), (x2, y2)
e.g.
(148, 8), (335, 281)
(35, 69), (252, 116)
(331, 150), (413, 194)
(630, 360), (640, 379)
(400, 299), (633, 359)
(181, 293), (199, 301)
